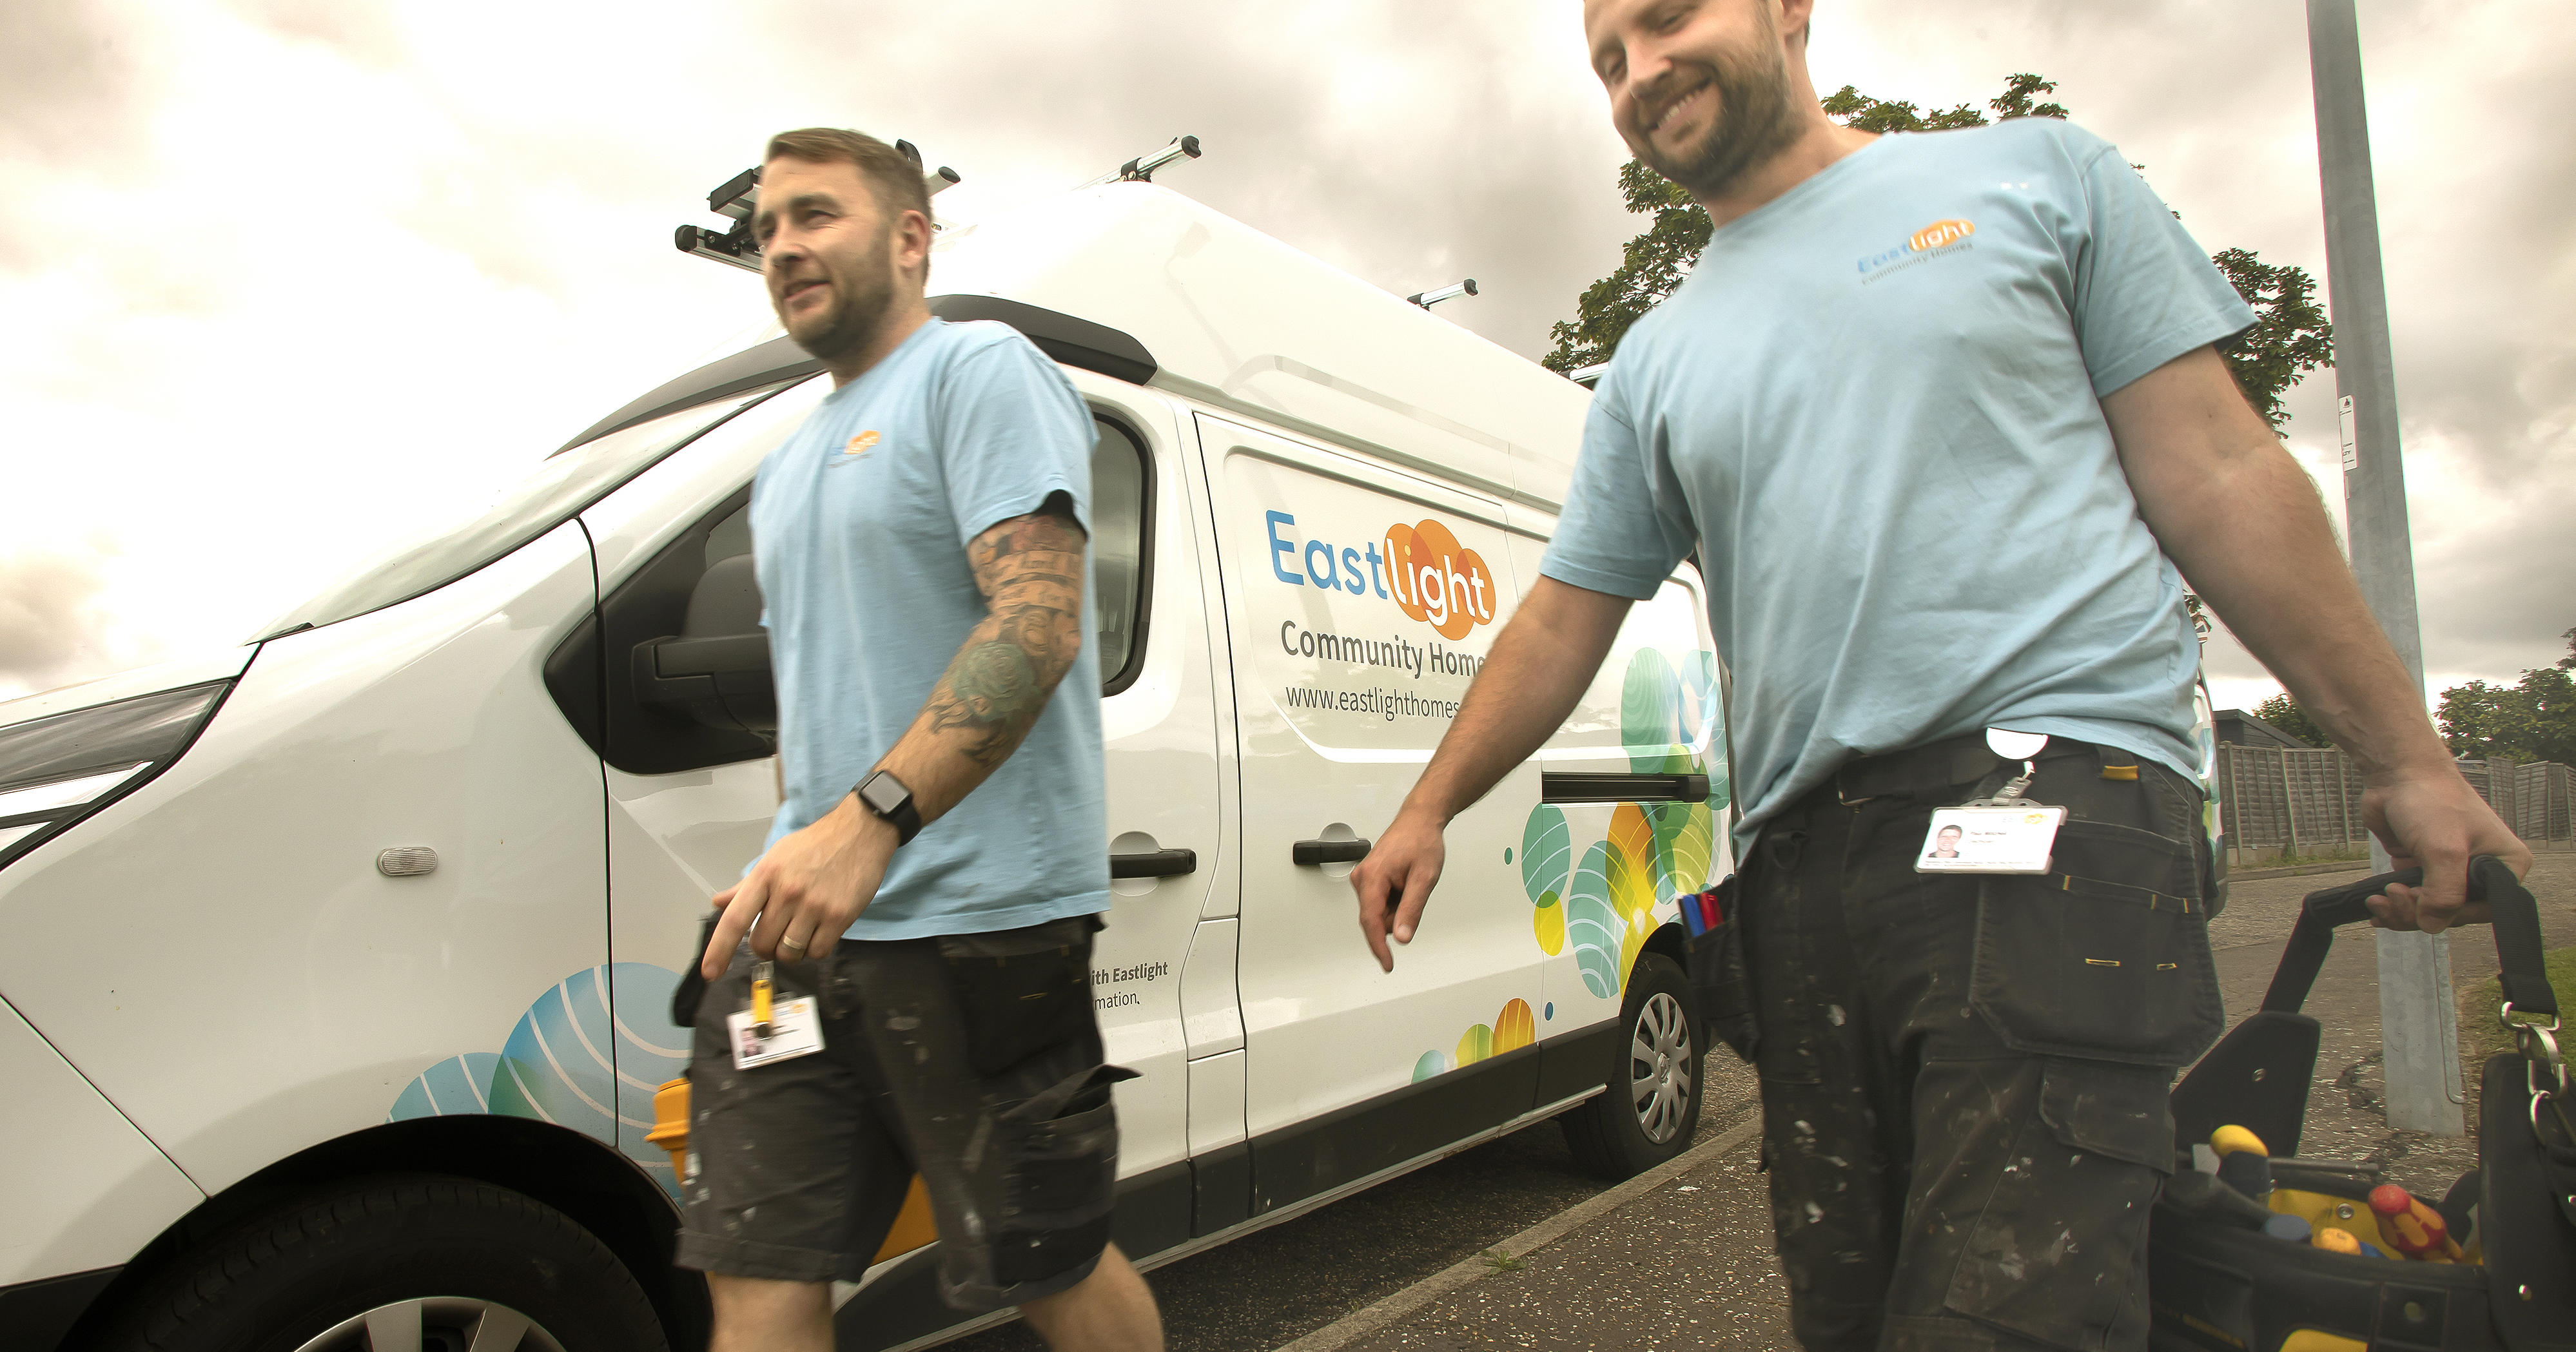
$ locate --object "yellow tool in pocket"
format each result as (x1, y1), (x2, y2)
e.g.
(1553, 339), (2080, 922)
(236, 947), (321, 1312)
(647, 1077), (939, 1262)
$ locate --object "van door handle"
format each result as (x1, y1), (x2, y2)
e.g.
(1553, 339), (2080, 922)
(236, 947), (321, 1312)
(1291, 838), (1372, 866)
(1109, 847), (1198, 879)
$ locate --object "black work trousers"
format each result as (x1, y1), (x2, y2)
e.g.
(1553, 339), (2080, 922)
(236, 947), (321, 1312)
(1739, 737), (2223, 1352)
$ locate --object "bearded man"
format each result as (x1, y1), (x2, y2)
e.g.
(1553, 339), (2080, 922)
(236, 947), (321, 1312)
(1348, 4), (2527, 1349)
(678, 128), (1162, 1352)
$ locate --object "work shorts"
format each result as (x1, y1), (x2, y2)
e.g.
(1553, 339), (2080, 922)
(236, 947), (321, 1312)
(674, 914), (1126, 1311)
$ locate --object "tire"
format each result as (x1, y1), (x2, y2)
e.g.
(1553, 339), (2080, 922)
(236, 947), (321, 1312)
(93, 1173), (668, 1352)
(1561, 952), (1703, 1180)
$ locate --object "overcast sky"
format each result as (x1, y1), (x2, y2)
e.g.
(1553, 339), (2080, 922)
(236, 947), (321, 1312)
(3, 0), (2570, 715)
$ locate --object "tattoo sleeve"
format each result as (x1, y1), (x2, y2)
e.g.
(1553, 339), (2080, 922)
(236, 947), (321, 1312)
(920, 500), (1088, 770)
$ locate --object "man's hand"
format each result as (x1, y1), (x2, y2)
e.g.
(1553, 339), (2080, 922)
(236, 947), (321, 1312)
(1351, 807), (1449, 973)
(1342, 577), (1636, 972)
(2361, 767), (2532, 932)
(699, 796), (898, 976)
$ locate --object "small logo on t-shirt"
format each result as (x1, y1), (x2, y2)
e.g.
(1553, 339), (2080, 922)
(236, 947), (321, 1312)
(1856, 218), (1976, 283)
(843, 430), (881, 457)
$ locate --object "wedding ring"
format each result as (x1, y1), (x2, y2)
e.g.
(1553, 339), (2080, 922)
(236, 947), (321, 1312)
(780, 936), (808, 953)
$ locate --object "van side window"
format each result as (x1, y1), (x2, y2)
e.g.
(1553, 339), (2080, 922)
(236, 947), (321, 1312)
(1091, 416), (1151, 693)
(705, 501), (752, 568)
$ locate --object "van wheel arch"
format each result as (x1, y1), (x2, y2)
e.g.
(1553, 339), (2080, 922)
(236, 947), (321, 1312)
(61, 1116), (705, 1349)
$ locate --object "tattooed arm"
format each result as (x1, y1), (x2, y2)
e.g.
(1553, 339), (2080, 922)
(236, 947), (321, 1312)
(874, 492), (1089, 807)
(701, 493), (1087, 972)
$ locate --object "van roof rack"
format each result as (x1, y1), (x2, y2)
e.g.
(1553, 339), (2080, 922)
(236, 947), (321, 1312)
(1406, 279), (1477, 310)
(1080, 135), (1201, 189)
(675, 139), (961, 274)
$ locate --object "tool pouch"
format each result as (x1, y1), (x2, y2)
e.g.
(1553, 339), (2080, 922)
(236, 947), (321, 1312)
(1683, 874), (1759, 1063)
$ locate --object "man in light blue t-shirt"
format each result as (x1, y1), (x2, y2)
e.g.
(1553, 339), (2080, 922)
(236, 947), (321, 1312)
(675, 128), (1162, 1352)
(1351, 3), (2525, 1350)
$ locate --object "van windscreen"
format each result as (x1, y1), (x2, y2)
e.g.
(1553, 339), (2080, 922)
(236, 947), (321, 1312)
(257, 387), (782, 639)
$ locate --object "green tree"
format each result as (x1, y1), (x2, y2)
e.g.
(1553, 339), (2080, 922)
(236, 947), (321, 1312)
(2437, 666), (2576, 765)
(1542, 75), (2332, 430)
(2560, 625), (2575, 670)
(2251, 692), (2333, 748)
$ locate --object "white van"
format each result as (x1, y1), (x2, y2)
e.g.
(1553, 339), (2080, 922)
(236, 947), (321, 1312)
(0, 181), (1732, 1351)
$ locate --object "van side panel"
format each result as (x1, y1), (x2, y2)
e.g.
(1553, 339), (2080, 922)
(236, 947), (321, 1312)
(1195, 413), (1547, 1175)
(0, 521), (610, 1196)
(0, 998), (202, 1286)
(1496, 531), (1731, 1037)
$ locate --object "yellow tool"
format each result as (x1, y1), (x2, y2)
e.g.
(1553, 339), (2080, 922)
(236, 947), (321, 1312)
(643, 1077), (937, 1262)
(2210, 1124), (2267, 1158)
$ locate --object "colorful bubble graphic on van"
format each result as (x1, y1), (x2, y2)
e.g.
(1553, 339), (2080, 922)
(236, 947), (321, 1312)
(1520, 805), (1572, 956)
(387, 963), (694, 1198)
(1413, 997), (1542, 1083)
(1513, 648), (1728, 999)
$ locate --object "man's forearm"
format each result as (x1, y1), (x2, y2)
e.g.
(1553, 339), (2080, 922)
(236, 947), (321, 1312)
(1402, 577), (1635, 822)
(871, 507), (1088, 825)
(2161, 452), (2445, 776)
(2108, 349), (2449, 780)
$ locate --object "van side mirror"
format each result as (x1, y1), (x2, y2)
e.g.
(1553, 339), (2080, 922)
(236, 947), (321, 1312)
(633, 553), (776, 734)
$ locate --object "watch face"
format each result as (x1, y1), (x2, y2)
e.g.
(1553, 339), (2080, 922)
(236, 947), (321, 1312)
(861, 772), (908, 815)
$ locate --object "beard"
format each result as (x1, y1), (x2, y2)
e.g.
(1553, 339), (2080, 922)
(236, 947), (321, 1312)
(1633, 32), (1804, 202)
(777, 218), (899, 363)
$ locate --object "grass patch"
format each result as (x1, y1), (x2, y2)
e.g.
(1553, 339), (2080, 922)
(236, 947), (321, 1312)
(1479, 1250), (1526, 1274)
(2457, 942), (2576, 1063)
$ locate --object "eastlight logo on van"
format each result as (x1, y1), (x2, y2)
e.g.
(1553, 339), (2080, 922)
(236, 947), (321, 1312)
(1263, 511), (1498, 641)
(1384, 518), (1496, 640)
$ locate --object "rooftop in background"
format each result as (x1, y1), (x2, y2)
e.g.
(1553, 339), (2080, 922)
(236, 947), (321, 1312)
(2215, 708), (2314, 751)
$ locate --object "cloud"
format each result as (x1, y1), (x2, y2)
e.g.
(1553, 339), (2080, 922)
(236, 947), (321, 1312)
(0, 548), (119, 698)
(0, 0), (2566, 703)
(0, 0), (149, 171)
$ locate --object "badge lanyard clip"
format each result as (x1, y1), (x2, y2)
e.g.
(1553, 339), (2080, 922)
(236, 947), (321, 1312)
(1969, 759), (2042, 807)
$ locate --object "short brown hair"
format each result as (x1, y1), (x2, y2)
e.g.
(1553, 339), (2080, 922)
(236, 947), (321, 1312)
(763, 127), (931, 227)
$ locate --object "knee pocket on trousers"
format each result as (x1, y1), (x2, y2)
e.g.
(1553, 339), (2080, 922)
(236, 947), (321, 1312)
(1944, 1059), (2171, 1349)
(990, 1066), (1126, 1286)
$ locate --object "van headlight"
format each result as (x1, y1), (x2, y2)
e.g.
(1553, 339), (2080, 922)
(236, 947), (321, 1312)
(0, 682), (229, 871)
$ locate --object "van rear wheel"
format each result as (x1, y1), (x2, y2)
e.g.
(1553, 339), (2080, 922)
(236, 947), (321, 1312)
(1561, 952), (1702, 1180)
(95, 1173), (666, 1352)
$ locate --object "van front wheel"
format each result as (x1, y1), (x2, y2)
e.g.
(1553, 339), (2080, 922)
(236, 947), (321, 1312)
(1561, 952), (1702, 1180)
(95, 1173), (667, 1352)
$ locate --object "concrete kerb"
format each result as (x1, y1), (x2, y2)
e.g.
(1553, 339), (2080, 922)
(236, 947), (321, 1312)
(1269, 1112), (1766, 1352)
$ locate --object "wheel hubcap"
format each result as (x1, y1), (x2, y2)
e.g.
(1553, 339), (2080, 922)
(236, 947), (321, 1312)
(1629, 991), (1693, 1144)
(290, 1298), (564, 1352)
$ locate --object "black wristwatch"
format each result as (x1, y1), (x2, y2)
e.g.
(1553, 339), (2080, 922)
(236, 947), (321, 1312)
(854, 769), (921, 845)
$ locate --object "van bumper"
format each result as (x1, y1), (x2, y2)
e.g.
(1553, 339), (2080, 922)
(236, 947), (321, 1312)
(0, 1267), (119, 1351)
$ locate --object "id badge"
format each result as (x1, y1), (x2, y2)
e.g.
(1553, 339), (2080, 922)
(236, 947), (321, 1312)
(1916, 804), (2067, 875)
(727, 997), (825, 1069)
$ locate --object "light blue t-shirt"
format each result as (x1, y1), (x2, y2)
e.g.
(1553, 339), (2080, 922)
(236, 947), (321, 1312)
(750, 317), (1107, 939)
(1541, 119), (2256, 849)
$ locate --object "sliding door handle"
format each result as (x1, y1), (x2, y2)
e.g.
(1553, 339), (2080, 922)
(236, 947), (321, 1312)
(1109, 847), (1198, 879)
(1541, 771), (1710, 804)
(1292, 838), (1372, 866)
